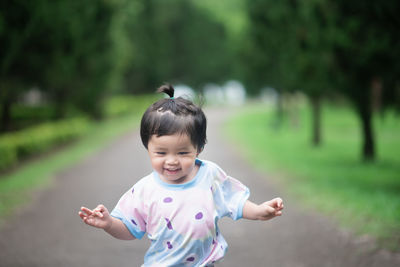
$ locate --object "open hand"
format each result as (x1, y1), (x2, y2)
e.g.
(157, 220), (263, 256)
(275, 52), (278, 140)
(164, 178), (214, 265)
(78, 204), (112, 230)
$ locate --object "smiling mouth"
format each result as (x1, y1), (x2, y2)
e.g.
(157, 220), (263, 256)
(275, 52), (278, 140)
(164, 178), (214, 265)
(164, 168), (181, 174)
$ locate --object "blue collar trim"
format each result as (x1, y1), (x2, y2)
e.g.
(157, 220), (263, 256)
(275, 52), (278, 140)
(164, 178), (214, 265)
(153, 159), (204, 190)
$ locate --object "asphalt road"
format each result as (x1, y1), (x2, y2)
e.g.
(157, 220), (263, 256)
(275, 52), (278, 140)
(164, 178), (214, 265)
(0, 107), (399, 267)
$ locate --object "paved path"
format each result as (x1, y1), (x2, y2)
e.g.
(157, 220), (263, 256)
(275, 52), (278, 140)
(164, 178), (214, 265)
(0, 107), (399, 267)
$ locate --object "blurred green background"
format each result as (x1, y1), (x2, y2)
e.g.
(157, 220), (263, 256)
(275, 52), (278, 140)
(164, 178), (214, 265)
(0, 0), (399, 249)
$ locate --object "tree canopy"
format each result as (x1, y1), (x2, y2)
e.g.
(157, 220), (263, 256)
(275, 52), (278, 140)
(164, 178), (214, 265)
(243, 0), (400, 160)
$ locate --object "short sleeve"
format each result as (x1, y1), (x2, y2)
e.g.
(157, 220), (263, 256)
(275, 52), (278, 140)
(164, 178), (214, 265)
(213, 164), (250, 220)
(110, 186), (147, 239)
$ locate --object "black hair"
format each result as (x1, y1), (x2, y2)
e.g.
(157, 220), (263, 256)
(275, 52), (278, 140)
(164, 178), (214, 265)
(140, 84), (207, 153)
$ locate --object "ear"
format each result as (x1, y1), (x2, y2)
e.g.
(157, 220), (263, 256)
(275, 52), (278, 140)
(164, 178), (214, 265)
(196, 147), (204, 156)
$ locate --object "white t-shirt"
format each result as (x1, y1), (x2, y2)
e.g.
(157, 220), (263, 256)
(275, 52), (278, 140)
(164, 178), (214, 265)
(111, 159), (250, 266)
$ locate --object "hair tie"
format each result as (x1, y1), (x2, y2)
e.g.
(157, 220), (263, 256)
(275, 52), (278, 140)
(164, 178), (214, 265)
(170, 97), (175, 100)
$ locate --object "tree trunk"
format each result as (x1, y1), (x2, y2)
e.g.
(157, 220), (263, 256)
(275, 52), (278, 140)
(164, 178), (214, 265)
(310, 95), (321, 146)
(53, 89), (68, 120)
(270, 89), (284, 130)
(0, 97), (12, 132)
(276, 90), (284, 128)
(357, 101), (375, 161)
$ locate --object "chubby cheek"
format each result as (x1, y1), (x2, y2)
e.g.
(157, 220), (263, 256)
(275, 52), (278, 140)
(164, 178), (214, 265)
(181, 158), (196, 171)
(150, 157), (164, 172)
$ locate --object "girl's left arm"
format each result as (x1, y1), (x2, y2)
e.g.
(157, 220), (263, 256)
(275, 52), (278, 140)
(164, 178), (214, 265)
(242, 198), (284, 221)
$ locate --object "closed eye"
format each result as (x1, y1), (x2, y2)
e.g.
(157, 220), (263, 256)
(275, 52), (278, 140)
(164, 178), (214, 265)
(156, 152), (166, 155)
(178, 152), (189, 155)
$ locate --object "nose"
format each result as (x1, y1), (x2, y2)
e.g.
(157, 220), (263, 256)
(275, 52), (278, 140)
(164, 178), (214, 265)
(165, 155), (178, 165)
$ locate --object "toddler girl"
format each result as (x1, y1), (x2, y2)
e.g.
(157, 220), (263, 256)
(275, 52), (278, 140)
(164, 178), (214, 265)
(79, 84), (284, 266)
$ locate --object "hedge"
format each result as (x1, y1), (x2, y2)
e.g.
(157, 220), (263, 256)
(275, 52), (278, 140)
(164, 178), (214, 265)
(0, 118), (90, 172)
(0, 94), (159, 172)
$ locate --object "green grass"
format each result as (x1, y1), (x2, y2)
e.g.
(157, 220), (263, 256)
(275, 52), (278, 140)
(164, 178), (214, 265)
(0, 113), (142, 225)
(225, 102), (400, 250)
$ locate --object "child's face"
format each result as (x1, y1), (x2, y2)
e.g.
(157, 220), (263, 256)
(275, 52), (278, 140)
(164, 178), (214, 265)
(147, 133), (199, 184)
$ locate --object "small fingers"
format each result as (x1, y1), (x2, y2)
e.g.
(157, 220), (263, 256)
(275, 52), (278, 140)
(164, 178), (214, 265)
(78, 211), (93, 225)
(78, 211), (87, 220)
(274, 198), (284, 210)
(80, 206), (105, 218)
(94, 205), (106, 218)
(95, 204), (105, 211)
(80, 206), (93, 216)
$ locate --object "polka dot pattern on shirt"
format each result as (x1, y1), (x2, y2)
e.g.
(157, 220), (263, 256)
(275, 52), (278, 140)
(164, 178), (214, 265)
(195, 212), (203, 220)
(163, 197), (173, 203)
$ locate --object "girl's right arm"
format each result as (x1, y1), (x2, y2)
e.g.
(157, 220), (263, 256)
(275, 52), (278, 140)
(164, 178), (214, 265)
(79, 204), (135, 240)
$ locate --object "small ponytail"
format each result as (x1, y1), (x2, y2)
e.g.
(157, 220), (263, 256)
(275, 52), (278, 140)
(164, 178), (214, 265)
(157, 84), (174, 99)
